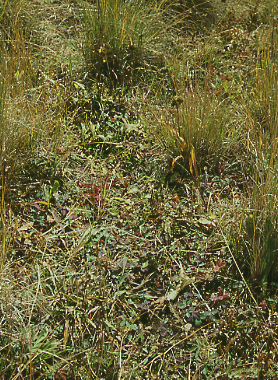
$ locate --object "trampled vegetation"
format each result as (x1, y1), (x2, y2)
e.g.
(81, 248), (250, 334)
(1, 0), (278, 378)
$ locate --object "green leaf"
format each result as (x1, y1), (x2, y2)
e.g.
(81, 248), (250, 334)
(52, 180), (60, 194)
(142, 260), (148, 269)
(108, 208), (119, 216)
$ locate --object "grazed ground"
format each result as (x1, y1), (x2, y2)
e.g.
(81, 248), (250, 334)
(1, 0), (278, 379)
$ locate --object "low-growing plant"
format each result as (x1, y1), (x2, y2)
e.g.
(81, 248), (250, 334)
(2, 0), (278, 377)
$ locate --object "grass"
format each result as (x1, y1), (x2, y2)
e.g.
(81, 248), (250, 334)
(81, 0), (179, 89)
(151, 76), (237, 173)
(1, 0), (278, 378)
(240, 31), (278, 286)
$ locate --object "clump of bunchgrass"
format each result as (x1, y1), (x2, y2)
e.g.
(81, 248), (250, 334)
(0, 0), (34, 270)
(244, 164), (278, 286)
(81, 0), (180, 89)
(240, 36), (278, 286)
(0, 0), (65, 270)
(150, 59), (238, 176)
(0, 0), (39, 166)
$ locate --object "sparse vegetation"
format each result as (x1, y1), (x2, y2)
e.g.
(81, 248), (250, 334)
(1, 0), (278, 378)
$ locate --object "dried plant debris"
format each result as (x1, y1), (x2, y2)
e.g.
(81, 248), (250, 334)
(1, 0), (278, 378)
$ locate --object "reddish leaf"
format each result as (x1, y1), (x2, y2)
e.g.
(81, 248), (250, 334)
(213, 259), (226, 272)
(77, 181), (92, 188)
